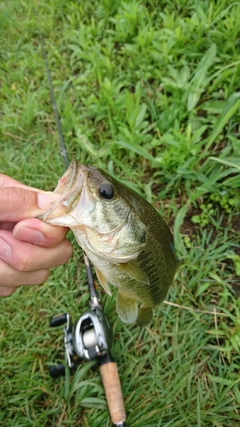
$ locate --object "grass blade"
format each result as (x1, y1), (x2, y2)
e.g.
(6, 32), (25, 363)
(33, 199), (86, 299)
(205, 92), (240, 150)
(187, 44), (217, 111)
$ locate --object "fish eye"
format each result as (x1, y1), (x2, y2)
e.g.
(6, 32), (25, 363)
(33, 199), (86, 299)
(99, 183), (114, 200)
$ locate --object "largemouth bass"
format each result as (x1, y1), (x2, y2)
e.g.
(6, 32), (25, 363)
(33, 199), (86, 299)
(40, 160), (179, 326)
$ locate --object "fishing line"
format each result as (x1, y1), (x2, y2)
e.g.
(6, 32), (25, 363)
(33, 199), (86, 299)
(40, 33), (99, 304)
(40, 32), (127, 427)
(40, 33), (69, 170)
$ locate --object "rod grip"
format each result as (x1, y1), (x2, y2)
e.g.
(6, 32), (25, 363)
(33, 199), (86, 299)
(99, 361), (126, 425)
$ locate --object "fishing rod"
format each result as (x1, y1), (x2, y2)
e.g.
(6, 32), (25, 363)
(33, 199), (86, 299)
(40, 34), (127, 427)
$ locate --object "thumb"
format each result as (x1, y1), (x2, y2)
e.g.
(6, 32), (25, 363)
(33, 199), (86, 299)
(0, 187), (60, 222)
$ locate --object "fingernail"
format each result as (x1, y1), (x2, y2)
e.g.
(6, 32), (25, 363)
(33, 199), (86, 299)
(37, 192), (60, 210)
(0, 237), (12, 259)
(14, 227), (45, 244)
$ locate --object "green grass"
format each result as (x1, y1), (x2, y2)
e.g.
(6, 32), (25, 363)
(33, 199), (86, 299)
(0, 0), (240, 426)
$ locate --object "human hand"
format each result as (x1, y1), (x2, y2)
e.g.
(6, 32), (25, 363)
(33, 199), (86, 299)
(0, 174), (73, 296)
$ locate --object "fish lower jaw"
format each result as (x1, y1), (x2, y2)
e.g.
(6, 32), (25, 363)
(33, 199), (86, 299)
(43, 214), (77, 227)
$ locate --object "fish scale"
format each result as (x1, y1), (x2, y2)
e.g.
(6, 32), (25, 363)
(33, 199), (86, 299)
(39, 160), (180, 327)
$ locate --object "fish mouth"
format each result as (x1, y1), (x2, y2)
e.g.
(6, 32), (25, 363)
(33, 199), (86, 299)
(38, 159), (86, 225)
(54, 159), (80, 197)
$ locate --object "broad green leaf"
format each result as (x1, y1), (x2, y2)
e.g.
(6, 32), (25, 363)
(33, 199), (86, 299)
(196, 282), (212, 296)
(135, 103), (147, 128)
(173, 204), (189, 254)
(209, 156), (240, 170)
(116, 139), (160, 165)
(230, 335), (240, 352)
(207, 375), (235, 387)
(187, 44), (217, 111)
(223, 175), (240, 188)
(205, 92), (240, 150)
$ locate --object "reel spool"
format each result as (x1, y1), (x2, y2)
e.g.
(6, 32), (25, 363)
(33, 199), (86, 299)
(82, 329), (98, 348)
(73, 306), (113, 361)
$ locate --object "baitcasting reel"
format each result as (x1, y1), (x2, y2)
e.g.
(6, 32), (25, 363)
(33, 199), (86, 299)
(49, 301), (126, 427)
(49, 304), (113, 377)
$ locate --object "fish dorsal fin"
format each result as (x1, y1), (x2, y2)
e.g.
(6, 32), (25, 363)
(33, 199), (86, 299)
(137, 306), (153, 327)
(117, 262), (149, 285)
(95, 268), (112, 296)
(116, 290), (138, 324)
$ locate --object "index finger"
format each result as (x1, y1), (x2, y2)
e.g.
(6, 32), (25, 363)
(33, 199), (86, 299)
(0, 174), (44, 192)
(0, 187), (60, 222)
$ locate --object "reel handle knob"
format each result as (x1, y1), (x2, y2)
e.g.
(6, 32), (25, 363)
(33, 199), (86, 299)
(49, 363), (65, 379)
(50, 314), (68, 327)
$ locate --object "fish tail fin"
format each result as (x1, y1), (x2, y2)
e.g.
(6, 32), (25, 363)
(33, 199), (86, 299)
(137, 306), (153, 327)
(116, 291), (138, 324)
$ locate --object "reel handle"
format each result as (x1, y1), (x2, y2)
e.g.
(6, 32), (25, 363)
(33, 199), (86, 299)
(50, 314), (68, 327)
(49, 363), (65, 379)
(98, 354), (126, 427)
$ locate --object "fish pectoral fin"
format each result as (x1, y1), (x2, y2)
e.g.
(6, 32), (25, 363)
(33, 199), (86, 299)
(95, 268), (112, 296)
(116, 291), (138, 324)
(137, 306), (153, 327)
(117, 262), (149, 285)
